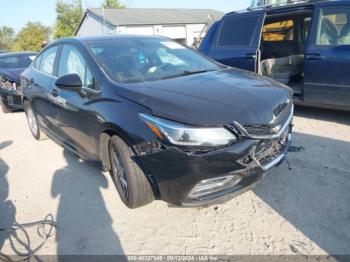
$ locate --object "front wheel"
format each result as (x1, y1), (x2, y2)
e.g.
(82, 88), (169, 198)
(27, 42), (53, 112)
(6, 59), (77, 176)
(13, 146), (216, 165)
(24, 104), (47, 141)
(109, 136), (154, 209)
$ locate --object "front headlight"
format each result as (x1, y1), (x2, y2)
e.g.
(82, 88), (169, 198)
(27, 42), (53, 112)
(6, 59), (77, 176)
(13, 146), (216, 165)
(140, 113), (237, 148)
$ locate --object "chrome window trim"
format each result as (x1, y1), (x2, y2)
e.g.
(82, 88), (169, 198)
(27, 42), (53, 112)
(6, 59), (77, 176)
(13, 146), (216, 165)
(32, 66), (58, 80)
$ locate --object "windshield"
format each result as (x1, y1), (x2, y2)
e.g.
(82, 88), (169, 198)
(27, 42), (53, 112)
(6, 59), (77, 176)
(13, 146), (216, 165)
(0, 54), (36, 69)
(89, 38), (221, 83)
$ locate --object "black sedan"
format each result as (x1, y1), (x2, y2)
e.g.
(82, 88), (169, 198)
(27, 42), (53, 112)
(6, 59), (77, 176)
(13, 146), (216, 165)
(21, 36), (293, 208)
(0, 52), (37, 113)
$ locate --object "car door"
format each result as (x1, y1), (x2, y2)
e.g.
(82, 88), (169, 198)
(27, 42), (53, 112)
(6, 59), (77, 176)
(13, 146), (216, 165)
(303, 4), (350, 108)
(51, 44), (100, 159)
(29, 45), (59, 130)
(199, 11), (266, 72)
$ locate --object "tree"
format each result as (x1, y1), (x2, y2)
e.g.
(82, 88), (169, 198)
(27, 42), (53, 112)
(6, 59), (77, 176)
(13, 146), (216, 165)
(102, 0), (125, 9)
(11, 22), (51, 52)
(54, 0), (83, 39)
(0, 26), (15, 51)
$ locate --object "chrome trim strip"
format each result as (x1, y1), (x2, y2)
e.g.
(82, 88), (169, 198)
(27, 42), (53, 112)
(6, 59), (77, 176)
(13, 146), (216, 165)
(233, 105), (294, 140)
(304, 82), (350, 88)
(32, 66), (58, 80)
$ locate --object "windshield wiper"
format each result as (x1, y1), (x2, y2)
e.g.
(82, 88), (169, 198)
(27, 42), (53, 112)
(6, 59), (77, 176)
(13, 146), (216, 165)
(161, 69), (215, 80)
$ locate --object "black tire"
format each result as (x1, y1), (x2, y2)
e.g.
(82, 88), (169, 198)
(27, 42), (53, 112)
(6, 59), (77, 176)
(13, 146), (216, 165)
(109, 136), (154, 209)
(1, 100), (10, 113)
(24, 103), (47, 141)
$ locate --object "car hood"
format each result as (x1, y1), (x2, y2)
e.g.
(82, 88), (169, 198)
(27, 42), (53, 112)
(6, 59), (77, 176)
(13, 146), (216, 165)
(118, 68), (293, 126)
(0, 68), (25, 84)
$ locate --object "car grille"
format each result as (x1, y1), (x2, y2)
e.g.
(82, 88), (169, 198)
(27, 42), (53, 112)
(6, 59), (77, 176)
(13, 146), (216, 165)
(241, 124), (276, 136)
(254, 127), (290, 167)
(7, 95), (13, 105)
(232, 103), (293, 139)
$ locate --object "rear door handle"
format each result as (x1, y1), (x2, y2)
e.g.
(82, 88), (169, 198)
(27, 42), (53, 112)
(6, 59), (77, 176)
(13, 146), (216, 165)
(306, 53), (325, 60)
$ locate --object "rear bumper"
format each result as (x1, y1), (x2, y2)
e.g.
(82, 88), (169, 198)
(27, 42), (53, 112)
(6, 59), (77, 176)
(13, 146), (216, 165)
(0, 88), (23, 111)
(137, 127), (292, 207)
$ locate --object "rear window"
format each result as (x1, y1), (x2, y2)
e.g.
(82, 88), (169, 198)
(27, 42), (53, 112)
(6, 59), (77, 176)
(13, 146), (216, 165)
(218, 16), (259, 46)
(0, 55), (35, 69)
(262, 19), (294, 41)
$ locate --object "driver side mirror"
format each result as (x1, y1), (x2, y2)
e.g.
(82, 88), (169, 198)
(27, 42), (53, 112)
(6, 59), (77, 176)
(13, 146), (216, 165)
(55, 74), (82, 92)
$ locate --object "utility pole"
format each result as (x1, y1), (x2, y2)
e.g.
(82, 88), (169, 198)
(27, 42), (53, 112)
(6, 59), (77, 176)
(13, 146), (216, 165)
(77, 0), (83, 15)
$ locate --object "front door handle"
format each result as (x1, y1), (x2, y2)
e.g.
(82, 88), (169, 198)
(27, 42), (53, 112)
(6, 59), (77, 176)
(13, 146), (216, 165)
(48, 92), (66, 107)
(306, 53), (325, 60)
(51, 89), (58, 97)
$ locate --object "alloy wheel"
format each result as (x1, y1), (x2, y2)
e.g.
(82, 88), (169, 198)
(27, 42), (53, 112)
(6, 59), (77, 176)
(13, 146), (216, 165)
(27, 108), (38, 136)
(111, 146), (129, 200)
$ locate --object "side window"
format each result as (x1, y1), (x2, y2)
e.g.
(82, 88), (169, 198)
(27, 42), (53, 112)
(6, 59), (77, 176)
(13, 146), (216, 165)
(262, 19), (294, 42)
(58, 45), (97, 90)
(33, 55), (42, 69)
(85, 67), (95, 90)
(39, 46), (58, 75)
(218, 16), (259, 46)
(317, 7), (350, 45)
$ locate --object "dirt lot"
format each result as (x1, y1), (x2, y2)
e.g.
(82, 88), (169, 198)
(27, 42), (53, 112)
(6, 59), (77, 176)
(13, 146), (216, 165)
(0, 106), (349, 256)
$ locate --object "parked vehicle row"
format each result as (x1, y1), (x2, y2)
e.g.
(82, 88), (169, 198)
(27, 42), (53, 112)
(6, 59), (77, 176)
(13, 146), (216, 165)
(0, 52), (37, 113)
(199, 0), (350, 111)
(21, 36), (293, 208)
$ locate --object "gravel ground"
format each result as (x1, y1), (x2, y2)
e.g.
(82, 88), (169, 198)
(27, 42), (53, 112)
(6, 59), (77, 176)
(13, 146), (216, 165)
(0, 106), (349, 256)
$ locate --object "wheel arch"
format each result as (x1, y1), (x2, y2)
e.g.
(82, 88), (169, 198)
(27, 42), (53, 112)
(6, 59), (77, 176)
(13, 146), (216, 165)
(98, 123), (134, 172)
(98, 124), (160, 198)
(22, 96), (29, 108)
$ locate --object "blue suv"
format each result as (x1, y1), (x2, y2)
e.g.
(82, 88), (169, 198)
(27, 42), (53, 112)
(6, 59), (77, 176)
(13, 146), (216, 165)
(199, 0), (350, 111)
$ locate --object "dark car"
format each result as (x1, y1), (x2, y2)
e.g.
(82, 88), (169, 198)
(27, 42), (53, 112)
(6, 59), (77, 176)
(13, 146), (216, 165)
(0, 52), (37, 113)
(199, 0), (350, 111)
(21, 35), (293, 208)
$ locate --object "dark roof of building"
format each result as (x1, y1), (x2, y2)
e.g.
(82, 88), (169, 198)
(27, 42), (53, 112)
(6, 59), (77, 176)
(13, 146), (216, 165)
(86, 8), (224, 26)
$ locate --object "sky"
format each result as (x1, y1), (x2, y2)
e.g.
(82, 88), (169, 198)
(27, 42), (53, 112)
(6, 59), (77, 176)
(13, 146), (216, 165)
(1, 0), (251, 32)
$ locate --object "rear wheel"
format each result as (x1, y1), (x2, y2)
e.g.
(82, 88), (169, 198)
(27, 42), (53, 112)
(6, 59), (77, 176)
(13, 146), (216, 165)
(24, 104), (47, 141)
(109, 136), (154, 209)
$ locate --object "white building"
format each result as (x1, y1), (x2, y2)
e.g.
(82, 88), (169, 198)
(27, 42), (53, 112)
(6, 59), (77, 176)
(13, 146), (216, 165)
(75, 8), (224, 47)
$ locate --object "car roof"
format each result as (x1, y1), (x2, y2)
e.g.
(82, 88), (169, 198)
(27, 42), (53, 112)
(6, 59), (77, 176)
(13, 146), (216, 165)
(52, 35), (167, 46)
(0, 51), (38, 58)
(225, 0), (348, 17)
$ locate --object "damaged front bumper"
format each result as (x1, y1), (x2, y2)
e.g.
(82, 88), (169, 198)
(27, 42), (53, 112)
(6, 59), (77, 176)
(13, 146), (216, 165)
(0, 87), (23, 111)
(136, 124), (292, 207)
